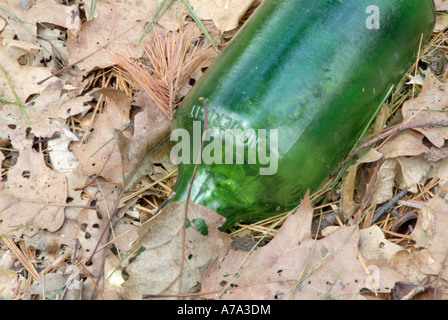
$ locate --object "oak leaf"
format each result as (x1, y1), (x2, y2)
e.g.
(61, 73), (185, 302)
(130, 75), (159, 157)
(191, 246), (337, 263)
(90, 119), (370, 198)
(0, 144), (67, 237)
(122, 201), (231, 300)
(200, 193), (369, 300)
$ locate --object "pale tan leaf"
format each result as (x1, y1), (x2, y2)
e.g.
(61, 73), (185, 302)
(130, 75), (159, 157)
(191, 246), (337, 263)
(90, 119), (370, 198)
(201, 194), (369, 300)
(66, 0), (180, 74)
(435, 13), (448, 32)
(359, 225), (404, 261)
(402, 71), (448, 148)
(434, 0), (448, 11)
(0, 145), (67, 237)
(411, 195), (448, 281)
(72, 88), (131, 184)
(389, 249), (440, 284)
(122, 201), (231, 300)
(117, 92), (172, 191)
(1, 79), (92, 139)
(378, 131), (430, 159)
(0, 45), (57, 107)
(187, 0), (255, 32)
(0, 268), (18, 299)
(395, 156), (448, 193)
(340, 148), (383, 220)
(21, 0), (81, 31)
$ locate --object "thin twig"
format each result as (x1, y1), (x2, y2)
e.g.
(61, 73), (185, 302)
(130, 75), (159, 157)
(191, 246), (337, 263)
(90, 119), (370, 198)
(335, 119), (448, 173)
(1, 237), (39, 280)
(371, 187), (408, 225)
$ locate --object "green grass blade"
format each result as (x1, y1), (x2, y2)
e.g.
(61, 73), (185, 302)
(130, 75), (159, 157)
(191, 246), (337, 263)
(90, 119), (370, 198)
(88, 0), (97, 20)
(0, 63), (30, 124)
(139, 0), (175, 43)
(182, 0), (219, 52)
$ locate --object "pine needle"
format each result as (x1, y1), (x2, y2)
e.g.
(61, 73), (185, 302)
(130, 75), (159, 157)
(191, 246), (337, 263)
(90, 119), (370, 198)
(111, 30), (211, 118)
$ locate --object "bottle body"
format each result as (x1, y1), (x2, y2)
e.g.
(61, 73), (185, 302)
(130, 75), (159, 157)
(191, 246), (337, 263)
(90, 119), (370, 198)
(169, 0), (435, 229)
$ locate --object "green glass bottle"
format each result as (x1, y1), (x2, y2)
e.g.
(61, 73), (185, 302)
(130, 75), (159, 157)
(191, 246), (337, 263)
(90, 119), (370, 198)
(168, 0), (435, 229)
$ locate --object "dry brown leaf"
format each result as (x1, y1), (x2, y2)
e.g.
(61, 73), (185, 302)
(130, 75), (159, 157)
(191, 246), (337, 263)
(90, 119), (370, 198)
(0, 0), (37, 44)
(385, 194), (448, 286)
(72, 88), (131, 184)
(434, 0), (448, 11)
(187, 0), (255, 32)
(389, 249), (439, 284)
(21, 0), (80, 32)
(359, 225), (404, 261)
(425, 141), (448, 162)
(21, 164), (88, 252)
(122, 201), (231, 300)
(0, 268), (18, 299)
(201, 193), (370, 300)
(366, 159), (397, 205)
(1, 79), (92, 139)
(0, 144), (67, 237)
(378, 131), (430, 159)
(117, 92), (172, 191)
(66, 0), (180, 74)
(77, 182), (120, 300)
(1, 38), (41, 58)
(411, 194), (448, 280)
(0, 0), (80, 43)
(394, 156), (448, 192)
(435, 13), (448, 32)
(0, 44), (57, 107)
(365, 155), (448, 207)
(402, 71), (448, 148)
(340, 148), (383, 220)
(0, 16), (6, 33)
(26, 273), (68, 300)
